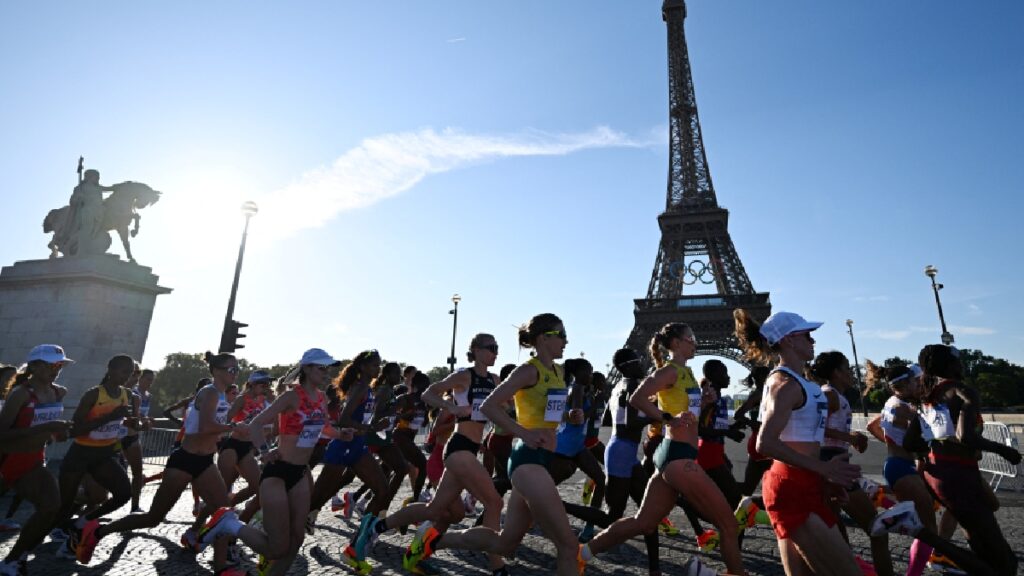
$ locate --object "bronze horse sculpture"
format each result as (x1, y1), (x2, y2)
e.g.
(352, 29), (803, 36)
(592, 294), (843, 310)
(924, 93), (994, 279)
(43, 181), (161, 262)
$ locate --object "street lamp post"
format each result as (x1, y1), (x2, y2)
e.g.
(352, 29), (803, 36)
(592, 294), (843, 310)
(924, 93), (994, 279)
(219, 201), (258, 352)
(845, 319), (868, 416)
(924, 265), (954, 346)
(447, 294), (461, 374)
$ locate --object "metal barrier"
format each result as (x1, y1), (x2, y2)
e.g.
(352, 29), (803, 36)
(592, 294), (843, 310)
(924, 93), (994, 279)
(980, 421), (1022, 491)
(44, 428), (180, 466)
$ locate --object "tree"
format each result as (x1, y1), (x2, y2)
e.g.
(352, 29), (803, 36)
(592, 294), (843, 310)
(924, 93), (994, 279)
(149, 352), (254, 417)
(425, 366), (450, 382)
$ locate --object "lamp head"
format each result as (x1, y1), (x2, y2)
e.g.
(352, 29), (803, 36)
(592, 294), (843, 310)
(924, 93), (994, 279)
(451, 294), (461, 304)
(924, 265), (938, 278)
(241, 201), (259, 217)
(845, 319), (853, 328)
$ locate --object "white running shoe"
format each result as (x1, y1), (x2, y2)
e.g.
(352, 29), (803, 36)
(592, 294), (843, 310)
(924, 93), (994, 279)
(870, 501), (923, 537)
(680, 557), (716, 576)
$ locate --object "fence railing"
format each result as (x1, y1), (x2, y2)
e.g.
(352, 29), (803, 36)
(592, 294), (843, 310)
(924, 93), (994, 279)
(979, 422), (1021, 491)
(45, 428), (180, 467)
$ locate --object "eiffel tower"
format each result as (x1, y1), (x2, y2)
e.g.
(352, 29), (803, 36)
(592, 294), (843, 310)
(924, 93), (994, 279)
(623, 0), (771, 366)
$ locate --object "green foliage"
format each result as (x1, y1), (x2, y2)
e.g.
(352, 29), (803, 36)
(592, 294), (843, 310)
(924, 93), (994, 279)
(425, 366), (451, 382)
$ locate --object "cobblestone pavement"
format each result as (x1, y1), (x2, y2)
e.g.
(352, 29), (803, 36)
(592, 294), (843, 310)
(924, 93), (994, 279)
(3, 437), (1024, 575)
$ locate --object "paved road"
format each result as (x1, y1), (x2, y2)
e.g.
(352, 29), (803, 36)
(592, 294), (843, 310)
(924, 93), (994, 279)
(3, 432), (1023, 575)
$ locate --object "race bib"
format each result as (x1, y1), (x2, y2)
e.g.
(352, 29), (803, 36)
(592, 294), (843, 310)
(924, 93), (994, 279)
(544, 389), (568, 423)
(297, 420), (325, 448)
(410, 416), (425, 431)
(686, 387), (702, 417)
(31, 402), (64, 427)
(471, 398), (486, 422)
(90, 420), (123, 441)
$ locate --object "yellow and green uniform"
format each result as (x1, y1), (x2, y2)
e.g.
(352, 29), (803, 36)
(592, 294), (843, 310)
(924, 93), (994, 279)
(509, 357), (567, 475)
(656, 361), (700, 418)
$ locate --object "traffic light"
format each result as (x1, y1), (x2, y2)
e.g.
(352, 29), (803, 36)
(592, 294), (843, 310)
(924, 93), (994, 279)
(219, 319), (248, 352)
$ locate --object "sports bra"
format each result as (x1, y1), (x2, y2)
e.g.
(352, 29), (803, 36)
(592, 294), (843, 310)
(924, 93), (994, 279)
(232, 393), (269, 424)
(76, 386), (129, 447)
(514, 358), (567, 430)
(453, 368), (497, 423)
(821, 383), (852, 449)
(760, 366), (826, 444)
(183, 385), (231, 435)
(278, 385), (328, 449)
(656, 361), (701, 418)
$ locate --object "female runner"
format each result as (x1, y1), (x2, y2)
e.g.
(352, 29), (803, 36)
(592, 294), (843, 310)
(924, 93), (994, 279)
(403, 313), (582, 576)
(578, 322), (745, 575)
(361, 334), (506, 575)
(734, 310), (863, 575)
(73, 352), (244, 576)
(199, 348), (353, 576)
(0, 345), (72, 576)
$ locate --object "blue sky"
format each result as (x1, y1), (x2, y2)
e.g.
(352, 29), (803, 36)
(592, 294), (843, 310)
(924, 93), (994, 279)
(2, 2), (1022, 391)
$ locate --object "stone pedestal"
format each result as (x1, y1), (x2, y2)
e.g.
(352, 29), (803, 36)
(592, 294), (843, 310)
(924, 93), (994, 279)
(0, 255), (171, 406)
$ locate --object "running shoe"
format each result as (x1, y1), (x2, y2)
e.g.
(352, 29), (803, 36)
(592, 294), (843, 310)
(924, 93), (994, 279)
(403, 521), (440, 573)
(578, 523), (595, 543)
(418, 488), (432, 503)
(734, 495), (760, 529)
(331, 494), (345, 513)
(680, 556), (716, 576)
(75, 518), (101, 564)
(257, 553), (271, 576)
(55, 538), (77, 560)
(0, 519), (19, 532)
(869, 501), (922, 537)
(927, 553), (966, 575)
(576, 544), (588, 575)
(180, 528), (199, 551)
(853, 555), (877, 576)
(354, 498), (368, 518)
(581, 478), (595, 506)
(198, 508), (241, 551)
(306, 510), (318, 535)
(696, 529), (719, 552)
(48, 527), (67, 542)
(657, 517), (679, 536)
(353, 514), (382, 560)
(226, 543), (242, 565)
(131, 506), (144, 514)
(342, 546), (373, 575)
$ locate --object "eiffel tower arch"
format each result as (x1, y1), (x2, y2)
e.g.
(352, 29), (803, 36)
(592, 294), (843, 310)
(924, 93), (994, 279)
(623, 0), (771, 368)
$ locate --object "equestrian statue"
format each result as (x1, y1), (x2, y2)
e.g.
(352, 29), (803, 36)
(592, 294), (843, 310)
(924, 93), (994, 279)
(43, 157), (161, 263)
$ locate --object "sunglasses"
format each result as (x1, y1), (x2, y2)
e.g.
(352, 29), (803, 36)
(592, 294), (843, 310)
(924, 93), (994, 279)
(479, 344), (499, 354)
(619, 358), (642, 366)
(220, 366), (240, 375)
(543, 330), (568, 340)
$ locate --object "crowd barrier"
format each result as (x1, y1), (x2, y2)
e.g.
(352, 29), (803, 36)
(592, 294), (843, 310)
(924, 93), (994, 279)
(45, 428), (180, 467)
(980, 422), (1022, 492)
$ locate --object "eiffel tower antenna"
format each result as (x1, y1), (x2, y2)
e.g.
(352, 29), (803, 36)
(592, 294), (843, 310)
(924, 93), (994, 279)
(622, 0), (771, 367)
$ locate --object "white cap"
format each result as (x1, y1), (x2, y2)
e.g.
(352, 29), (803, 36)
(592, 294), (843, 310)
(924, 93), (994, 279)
(299, 348), (340, 366)
(759, 312), (823, 346)
(26, 344), (75, 364)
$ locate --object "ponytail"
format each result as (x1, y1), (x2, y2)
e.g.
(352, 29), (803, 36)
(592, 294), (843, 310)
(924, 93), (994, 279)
(734, 309), (774, 366)
(649, 323), (691, 369)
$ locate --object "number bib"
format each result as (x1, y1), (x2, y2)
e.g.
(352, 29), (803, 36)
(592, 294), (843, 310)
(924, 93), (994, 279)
(409, 416), (424, 431)
(713, 398), (730, 430)
(471, 397), (485, 422)
(544, 389), (568, 423)
(90, 420), (123, 441)
(919, 404), (955, 441)
(686, 387), (702, 417)
(31, 402), (63, 427)
(297, 420), (325, 448)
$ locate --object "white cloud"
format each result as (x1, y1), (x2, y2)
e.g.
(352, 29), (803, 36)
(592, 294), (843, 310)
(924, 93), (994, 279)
(853, 295), (890, 302)
(967, 303), (982, 315)
(257, 127), (646, 240)
(950, 325), (996, 336)
(446, 37), (466, 43)
(860, 329), (911, 341)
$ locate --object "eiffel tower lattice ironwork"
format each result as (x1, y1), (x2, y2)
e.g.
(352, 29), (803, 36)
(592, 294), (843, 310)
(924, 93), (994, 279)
(623, 0), (771, 366)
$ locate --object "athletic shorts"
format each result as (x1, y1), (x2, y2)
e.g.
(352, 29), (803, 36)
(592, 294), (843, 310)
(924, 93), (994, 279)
(61, 443), (120, 475)
(261, 460), (308, 492)
(605, 436), (640, 478)
(922, 453), (988, 512)
(554, 430), (586, 458)
(883, 456), (919, 490)
(697, 438), (726, 470)
(322, 436), (368, 468)
(0, 451), (44, 489)
(166, 448), (215, 479)
(120, 434), (140, 451)
(509, 439), (554, 478)
(653, 438), (698, 473)
(426, 440), (445, 486)
(443, 432), (480, 461)
(486, 432), (513, 459)
(219, 437), (254, 461)
(762, 460), (836, 540)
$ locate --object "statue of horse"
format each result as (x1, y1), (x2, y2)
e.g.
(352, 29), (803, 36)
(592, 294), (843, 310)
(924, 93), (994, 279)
(43, 181), (161, 262)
